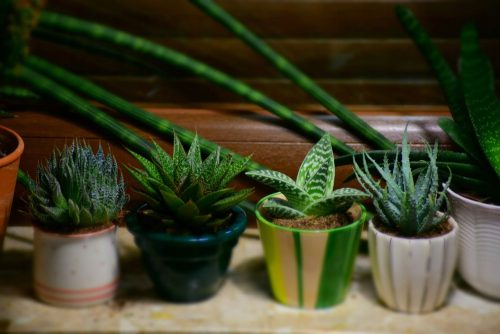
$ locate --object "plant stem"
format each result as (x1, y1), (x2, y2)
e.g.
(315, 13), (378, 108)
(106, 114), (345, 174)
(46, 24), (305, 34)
(4, 65), (153, 158)
(25, 55), (265, 171)
(36, 11), (354, 155)
(0, 85), (38, 99)
(189, 0), (394, 151)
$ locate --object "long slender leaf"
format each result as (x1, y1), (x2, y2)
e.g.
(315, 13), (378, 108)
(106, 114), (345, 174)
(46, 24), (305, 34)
(37, 11), (354, 155)
(190, 0), (394, 151)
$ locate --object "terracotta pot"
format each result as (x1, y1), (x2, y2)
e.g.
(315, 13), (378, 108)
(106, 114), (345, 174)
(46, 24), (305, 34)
(255, 193), (366, 309)
(368, 215), (459, 313)
(33, 224), (119, 307)
(0, 125), (24, 251)
(447, 188), (500, 299)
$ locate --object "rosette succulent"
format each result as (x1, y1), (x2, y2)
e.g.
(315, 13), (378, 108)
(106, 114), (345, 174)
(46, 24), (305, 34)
(353, 128), (451, 236)
(28, 141), (127, 228)
(127, 134), (252, 234)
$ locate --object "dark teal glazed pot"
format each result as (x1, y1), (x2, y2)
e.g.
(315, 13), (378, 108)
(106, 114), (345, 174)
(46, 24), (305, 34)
(126, 205), (247, 302)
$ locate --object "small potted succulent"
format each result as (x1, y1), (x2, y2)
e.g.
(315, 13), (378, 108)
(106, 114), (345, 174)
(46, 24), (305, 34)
(246, 134), (369, 309)
(125, 135), (252, 302)
(353, 129), (458, 313)
(27, 141), (127, 307)
(398, 7), (500, 299)
(0, 125), (24, 251)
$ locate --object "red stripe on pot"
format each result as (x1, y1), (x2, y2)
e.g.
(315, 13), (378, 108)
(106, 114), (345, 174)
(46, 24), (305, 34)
(34, 278), (119, 294)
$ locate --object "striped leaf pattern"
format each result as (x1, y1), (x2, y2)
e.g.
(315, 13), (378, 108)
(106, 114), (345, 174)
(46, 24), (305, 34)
(246, 169), (311, 211)
(262, 198), (306, 219)
(248, 134), (369, 219)
(304, 189), (370, 216)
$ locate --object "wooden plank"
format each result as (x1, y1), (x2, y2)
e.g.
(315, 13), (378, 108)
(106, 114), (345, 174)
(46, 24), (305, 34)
(44, 0), (500, 38)
(30, 38), (500, 78)
(10, 75), (448, 105)
(4, 104), (455, 225)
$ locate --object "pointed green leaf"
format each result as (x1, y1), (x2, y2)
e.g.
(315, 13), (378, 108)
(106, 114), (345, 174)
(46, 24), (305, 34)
(196, 188), (233, 212)
(212, 188), (253, 213)
(304, 188), (370, 216)
(262, 199), (306, 219)
(246, 169), (311, 209)
(296, 134), (333, 190)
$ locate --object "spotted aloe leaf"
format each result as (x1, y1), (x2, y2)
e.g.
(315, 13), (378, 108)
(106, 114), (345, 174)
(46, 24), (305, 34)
(296, 134), (334, 199)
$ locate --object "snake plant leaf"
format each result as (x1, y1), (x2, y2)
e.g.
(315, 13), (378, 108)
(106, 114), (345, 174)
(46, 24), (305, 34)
(460, 24), (500, 180)
(395, 6), (475, 138)
(245, 169), (311, 210)
(262, 198), (306, 219)
(438, 118), (484, 163)
(304, 188), (370, 216)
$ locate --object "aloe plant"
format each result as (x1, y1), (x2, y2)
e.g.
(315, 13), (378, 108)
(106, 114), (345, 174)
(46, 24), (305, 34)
(246, 134), (369, 219)
(353, 128), (450, 236)
(127, 134), (252, 234)
(27, 141), (127, 229)
(396, 6), (500, 200)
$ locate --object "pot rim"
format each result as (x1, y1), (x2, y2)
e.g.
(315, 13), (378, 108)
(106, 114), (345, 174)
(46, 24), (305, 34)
(0, 125), (24, 167)
(126, 205), (247, 246)
(34, 222), (117, 239)
(255, 192), (366, 233)
(447, 187), (500, 210)
(368, 212), (458, 241)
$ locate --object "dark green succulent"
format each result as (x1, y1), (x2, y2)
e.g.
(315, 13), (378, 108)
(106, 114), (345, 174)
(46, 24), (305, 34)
(353, 128), (451, 236)
(127, 134), (252, 234)
(28, 140), (127, 229)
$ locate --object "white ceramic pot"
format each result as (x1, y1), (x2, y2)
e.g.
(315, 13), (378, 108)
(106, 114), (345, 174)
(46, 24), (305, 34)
(368, 215), (458, 313)
(447, 188), (500, 299)
(33, 224), (119, 307)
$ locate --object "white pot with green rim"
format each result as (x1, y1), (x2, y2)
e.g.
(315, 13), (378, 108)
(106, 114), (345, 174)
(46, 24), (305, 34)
(447, 188), (500, 299)
(368, 214), (459, 313)
(255, 192), (366, 309)
(33, 224), (119, 307)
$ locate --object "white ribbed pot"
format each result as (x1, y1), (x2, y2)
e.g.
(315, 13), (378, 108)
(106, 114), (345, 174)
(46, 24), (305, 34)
(33, 224), (119, 307)
(368, 215), (458, 313)
(447, 188), (500, 299)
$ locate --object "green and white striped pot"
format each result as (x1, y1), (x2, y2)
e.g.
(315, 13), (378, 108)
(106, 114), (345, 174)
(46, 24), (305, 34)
(255, 193), (366, 309)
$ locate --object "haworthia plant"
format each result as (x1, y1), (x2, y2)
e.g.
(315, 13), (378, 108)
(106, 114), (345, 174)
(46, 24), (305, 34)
(27, 140), (127, 228)
(37, 11), (354, 155)
(190, 0), (394, 151)
(353, 128), (450, 236)
(128, 133), (252, 234)
(25, 55), (264, 171)
(246, 134), (370, 219)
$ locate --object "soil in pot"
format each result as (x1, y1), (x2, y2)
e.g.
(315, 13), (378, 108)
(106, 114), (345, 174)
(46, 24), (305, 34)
(372, 216), (454, 239)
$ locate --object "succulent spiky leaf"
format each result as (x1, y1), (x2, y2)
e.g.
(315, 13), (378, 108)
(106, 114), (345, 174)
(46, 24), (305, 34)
(212, 188), (253, 213)
(246, 169), (310, 209)
(262, 199), (306, 219)
(296, 134), (334, 194)
(304, 188), (370, 216)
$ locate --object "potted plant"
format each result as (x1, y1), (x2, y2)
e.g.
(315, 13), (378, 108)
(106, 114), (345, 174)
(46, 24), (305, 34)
(246, 134), (369, 309)
(353, 128), (458, 313)
(397, 7), (500, 299)
(0, 125), (24, 251)
(27, 141), (127, 307)
(125, 134), (252, 302)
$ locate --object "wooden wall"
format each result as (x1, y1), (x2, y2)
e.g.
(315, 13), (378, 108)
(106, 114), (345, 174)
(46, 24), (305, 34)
(2, 0), (500, 224)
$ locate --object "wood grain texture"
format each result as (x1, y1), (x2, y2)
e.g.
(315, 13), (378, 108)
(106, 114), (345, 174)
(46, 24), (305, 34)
(2, 104), (454, 225)
(44, 0), (500, 38)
